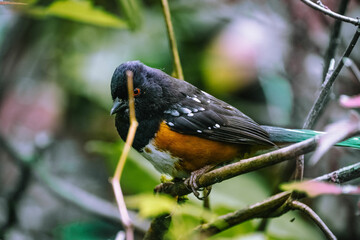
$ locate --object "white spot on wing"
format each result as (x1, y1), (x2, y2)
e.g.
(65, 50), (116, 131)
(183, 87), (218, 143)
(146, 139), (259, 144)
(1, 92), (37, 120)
(197, 130), (202, 133)
(215, 124), (220, 128)
(192, 97), (201, 103)
(198, 107), (205, 111)
(168, 122), (174, 126)
(179, 107), (192, 114)
(164, 109), (180, 117)
(187, 113), (194, 117)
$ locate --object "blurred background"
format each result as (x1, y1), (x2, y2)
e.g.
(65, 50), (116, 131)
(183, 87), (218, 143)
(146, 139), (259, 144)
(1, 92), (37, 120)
(0, 0), (360, 239)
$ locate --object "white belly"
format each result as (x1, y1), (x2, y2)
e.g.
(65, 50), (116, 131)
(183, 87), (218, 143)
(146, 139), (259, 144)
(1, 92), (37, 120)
(140, 140), (187, 178)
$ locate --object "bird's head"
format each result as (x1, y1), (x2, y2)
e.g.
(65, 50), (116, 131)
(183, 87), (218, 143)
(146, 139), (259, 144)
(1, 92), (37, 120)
(110, 61), (177, 121)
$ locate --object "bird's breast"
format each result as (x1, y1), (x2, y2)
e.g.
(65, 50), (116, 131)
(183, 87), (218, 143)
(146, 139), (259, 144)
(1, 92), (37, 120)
(141, 122), (244, 178)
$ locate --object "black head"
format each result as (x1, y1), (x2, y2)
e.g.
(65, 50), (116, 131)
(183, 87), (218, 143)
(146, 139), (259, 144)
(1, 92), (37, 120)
(110, 61), (182, 122)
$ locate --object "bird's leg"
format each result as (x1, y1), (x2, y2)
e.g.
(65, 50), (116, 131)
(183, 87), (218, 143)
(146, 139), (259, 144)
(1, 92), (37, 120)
(185, 165), (214, 200)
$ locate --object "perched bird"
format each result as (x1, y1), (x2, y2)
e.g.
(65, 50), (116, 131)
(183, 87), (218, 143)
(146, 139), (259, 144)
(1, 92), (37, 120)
(110, 61), (359, 197)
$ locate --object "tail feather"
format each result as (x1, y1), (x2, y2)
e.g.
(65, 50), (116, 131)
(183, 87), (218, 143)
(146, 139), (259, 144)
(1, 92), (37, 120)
(261, 126), (360, 149)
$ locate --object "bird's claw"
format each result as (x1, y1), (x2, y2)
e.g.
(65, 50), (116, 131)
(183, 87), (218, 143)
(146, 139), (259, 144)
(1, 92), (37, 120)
(185, 166), (213, 200)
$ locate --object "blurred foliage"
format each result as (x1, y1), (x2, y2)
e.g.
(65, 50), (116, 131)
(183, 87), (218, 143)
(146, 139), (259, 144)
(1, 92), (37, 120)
(27, 0), (128, 28)
(1, 0), (360, 239)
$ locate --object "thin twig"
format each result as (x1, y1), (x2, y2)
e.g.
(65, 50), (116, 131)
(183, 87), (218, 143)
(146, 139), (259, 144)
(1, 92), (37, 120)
(0, 133), (149, 233)
(322, 0), (350, 82)
(143, 214), (172, 240)
(157, 137), (319, 197)
(197, 157), (360, 237)
(343, 57), (360, 82)
(35, 163), (149, 232)
(294, 0), (353, 188)
(300, 0), (360, 26)
(288, 200), (337, 240)
(303, 26), (360, 129)
(314, 161), (360, 183)
(111, 71), (139, 240)
(0, 135), (32, 236)
(161, 0), (184, 80)
(198, 191), (291, 236)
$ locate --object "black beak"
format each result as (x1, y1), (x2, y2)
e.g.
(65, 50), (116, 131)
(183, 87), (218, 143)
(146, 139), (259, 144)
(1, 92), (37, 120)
(110, 97), (125, 115)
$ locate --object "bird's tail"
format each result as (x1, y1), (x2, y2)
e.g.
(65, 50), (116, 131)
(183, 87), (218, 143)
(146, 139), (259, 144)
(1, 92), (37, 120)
(261, 125), (360, 149)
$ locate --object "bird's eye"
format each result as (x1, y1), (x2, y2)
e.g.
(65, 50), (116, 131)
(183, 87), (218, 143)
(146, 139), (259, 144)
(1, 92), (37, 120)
(133, 88), (141, 97)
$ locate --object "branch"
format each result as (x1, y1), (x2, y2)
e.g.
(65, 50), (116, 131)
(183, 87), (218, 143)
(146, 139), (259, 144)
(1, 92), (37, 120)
(314, 161), (360, 183)
(322, 0), (350, 82)
(143, 214), (172, 240)
(157, 137), (319, 197)
(197, 158), (360, 237)
(0, 133), (149, 234)
(198, 191), (291, 236)
(0, 135), (32, 236)
(303, 26), (360, 129)
(111, 70), (139, 240)
(288, 200), (337, 240)
(35, 163), (149, 232)
(161, 0), (184, 80)
(300, 0), (360, 26)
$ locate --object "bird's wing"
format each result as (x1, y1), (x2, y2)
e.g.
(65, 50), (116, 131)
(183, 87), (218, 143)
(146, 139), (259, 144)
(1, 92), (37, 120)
(163, 89), (274, 146)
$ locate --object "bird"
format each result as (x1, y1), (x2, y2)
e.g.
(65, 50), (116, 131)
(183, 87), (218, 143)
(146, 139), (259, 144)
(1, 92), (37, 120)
(110, 60), (360, 198)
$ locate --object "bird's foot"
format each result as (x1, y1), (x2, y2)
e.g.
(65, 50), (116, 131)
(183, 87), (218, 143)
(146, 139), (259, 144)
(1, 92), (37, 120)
(184, 165), (214, 200)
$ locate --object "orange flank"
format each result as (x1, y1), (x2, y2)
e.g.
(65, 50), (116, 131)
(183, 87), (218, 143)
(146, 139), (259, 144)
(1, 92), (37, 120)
(154, 122), (242, 173)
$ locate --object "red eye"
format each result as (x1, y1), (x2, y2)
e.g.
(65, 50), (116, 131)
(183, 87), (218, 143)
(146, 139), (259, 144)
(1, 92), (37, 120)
(133, 88), (141, 97)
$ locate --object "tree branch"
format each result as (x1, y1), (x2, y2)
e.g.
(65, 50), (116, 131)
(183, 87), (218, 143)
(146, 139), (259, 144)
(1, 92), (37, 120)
(303, 26), (360, 129)
(197, 157), (359, 237)
(300, 0), (360, 26)
(198, 191), (291, 236)
(322, 0), (350, 82)
(314, 161), (360, 183)
(157, 137), (319, 197)
(288, 200), (337, 240)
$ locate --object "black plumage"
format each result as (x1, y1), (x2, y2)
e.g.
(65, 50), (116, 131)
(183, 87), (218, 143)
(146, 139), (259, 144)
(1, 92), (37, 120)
(110, 61), (274, 151)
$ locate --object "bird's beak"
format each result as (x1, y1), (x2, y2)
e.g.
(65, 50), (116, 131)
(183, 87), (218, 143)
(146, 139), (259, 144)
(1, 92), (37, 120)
(110, 97), (124, 115)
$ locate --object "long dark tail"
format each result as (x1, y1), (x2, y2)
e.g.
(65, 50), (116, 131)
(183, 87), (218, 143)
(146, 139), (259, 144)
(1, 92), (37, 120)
(261, 126), (360, 149)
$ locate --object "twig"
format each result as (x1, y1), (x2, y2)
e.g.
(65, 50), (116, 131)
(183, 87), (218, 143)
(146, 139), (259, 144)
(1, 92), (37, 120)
(161, 0), (184, 80)
(157, 137), (319, 197)
(0, 133), (149, 233)
(196, 159), (360, 238)
(0, 135), (32, 236)
(303, 26), (360, 129)
(111, 71), (139, 240)
(197, 191), (292, 236)
(288, 200), (337, 240)
(322, 0), (350, 82)
(143, 214), (172, 240)
(314, 161), (360, 183)
(343, 57), (360, 83)
(300, 0), (360, 26)
(35, 163), (149, 232)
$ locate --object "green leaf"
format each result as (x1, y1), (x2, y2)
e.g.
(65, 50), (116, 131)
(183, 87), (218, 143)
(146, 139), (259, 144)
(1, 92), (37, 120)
(28, 0), (128, 28)
(125, 194), (177, 217)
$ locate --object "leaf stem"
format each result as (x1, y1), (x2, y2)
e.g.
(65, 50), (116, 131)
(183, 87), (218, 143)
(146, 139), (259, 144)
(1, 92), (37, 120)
(161, 0), (184, 80)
